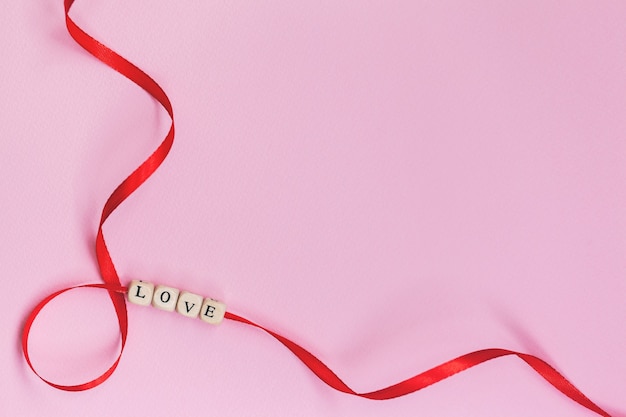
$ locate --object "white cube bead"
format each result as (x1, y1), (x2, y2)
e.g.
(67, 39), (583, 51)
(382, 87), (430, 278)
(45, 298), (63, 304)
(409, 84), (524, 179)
(152, 285), (180, 312)
(176, 291), (203, 318)
(127, 280), (154, 306)
(199, 298), (226, 325)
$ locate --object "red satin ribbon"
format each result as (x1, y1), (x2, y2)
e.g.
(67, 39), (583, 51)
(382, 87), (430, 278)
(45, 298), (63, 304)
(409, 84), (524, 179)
(21, 2), (614, 416)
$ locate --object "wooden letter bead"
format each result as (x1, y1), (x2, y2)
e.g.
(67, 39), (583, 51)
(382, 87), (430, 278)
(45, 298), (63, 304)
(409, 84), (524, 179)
(176, 291), (203, 318)
(152, 285), (180, 312)
(199, 298), (226, 325)
(127, 280), (154, 306)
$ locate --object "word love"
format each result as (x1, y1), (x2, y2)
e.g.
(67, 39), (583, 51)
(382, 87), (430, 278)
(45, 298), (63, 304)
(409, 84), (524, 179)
(127, 280), (226, 325)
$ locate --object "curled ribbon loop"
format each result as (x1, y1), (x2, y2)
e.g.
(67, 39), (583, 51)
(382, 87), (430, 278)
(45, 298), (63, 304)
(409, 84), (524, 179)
(22, 284), (128, 391)
(21, 2), (614, 416)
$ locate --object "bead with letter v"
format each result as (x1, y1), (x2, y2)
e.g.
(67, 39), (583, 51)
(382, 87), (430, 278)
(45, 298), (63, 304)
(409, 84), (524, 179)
(176, 291), (203, 318)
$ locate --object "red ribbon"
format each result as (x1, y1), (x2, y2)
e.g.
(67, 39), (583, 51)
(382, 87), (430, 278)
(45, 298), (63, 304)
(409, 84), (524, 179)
(21, 2), (614, 416)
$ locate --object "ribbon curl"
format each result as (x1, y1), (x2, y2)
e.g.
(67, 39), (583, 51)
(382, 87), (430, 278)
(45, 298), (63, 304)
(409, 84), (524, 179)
(21, 2), (614, 416)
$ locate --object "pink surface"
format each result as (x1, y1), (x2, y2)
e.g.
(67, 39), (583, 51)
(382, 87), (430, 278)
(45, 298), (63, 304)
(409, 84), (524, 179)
(2, 1), (625, 415)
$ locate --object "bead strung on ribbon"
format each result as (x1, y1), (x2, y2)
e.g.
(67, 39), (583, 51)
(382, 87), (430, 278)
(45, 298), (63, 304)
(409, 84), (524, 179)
(21, 2), (615, 416)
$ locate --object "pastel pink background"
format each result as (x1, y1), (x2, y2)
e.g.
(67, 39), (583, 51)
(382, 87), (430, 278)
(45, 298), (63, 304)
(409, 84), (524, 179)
(1, 1), (625, 416)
